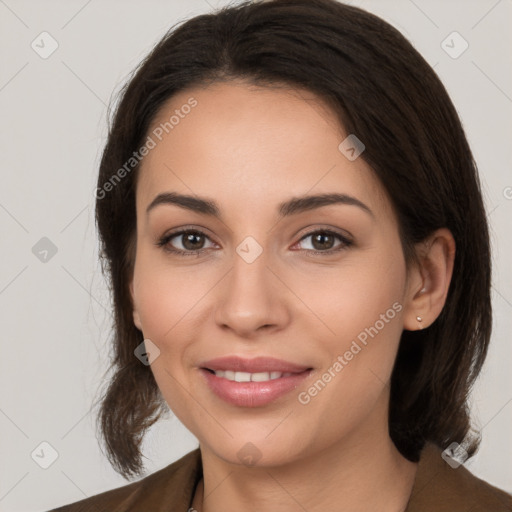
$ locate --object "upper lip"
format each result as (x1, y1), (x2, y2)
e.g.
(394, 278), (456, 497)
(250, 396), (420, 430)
(200, 356), (312, 374)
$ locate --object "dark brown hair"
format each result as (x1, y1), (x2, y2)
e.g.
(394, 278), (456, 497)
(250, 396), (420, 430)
(94, 0), (491, 479)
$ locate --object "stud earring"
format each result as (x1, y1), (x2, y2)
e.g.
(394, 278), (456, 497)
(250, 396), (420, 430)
(416, 316), (423, 330)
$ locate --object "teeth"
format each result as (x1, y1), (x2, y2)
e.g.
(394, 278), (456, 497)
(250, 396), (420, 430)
(211, 370), (294, 382)
(224, 370), (236, 380)
(235, 371), (251, 382)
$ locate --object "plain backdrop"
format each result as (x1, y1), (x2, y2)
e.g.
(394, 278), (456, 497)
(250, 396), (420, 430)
(0, 0), (511, 510)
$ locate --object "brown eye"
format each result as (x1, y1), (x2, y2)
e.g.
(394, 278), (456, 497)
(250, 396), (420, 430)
(294, 229), (353, 254)
(156, 229), (216, 255)
(311, 232), (336, 250)
(180, 232), (206, 250)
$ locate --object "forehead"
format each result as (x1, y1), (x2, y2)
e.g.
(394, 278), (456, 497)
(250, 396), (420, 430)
(136, 80), (392, 221)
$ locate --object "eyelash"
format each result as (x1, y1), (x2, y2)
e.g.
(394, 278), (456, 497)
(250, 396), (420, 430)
(155, 227), (353, 257)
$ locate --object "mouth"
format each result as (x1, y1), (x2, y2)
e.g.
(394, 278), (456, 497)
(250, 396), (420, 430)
(202, 368), (306, 382)
(198, 356), (313, 407)
(199, 355), (312, 374)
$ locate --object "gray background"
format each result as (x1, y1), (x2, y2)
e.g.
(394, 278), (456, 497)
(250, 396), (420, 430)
(0, 0), (511, 510)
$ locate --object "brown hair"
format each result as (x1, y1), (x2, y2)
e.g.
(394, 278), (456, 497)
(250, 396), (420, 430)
(94, 0), (491, 479)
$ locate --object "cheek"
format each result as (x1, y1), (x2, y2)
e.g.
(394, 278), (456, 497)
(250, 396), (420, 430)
(131, 252), (203, 416)
(298, 249), (405, 342)
(304, 247), (406, 389)
(132, 249), (210, 340)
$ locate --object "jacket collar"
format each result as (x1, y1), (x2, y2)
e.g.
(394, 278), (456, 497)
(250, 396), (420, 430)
(114, 442), (510, 511)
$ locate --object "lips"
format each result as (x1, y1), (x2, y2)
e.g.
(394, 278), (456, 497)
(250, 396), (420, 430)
(198, 356), (313, 407)
(200, 356), (311, 374)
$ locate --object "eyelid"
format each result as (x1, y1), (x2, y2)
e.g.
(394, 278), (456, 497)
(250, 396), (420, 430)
(158, 225), (217, 244)
(156, 226), (218, 255)
(292, 227), (353, 254)
(295, 225), (353, 243)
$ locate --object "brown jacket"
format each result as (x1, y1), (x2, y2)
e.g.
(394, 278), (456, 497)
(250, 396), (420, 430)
(49, 442), (512, 511)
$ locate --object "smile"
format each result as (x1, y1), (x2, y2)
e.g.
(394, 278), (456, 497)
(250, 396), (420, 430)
(206, 369), (295, 382)
(200, 367), (312, 407)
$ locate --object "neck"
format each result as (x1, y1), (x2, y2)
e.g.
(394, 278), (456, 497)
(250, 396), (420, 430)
(192, 424), (417, 512)
(192, 394), (418, 512)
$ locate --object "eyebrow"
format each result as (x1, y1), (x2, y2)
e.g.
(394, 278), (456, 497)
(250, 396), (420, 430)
(146, 191), (374, 219)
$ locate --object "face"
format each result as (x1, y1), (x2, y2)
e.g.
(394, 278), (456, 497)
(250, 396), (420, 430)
(130, 80), (416, 467)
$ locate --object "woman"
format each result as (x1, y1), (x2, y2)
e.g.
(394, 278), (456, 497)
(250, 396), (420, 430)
(49, 0), (512, 510)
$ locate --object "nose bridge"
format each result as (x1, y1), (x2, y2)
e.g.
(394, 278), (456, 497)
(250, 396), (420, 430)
(214, 234), (288, 335)
(232, 236), (270, 290)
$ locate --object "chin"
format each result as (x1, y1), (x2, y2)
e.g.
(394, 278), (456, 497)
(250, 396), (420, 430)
(201, 431), (313, 469)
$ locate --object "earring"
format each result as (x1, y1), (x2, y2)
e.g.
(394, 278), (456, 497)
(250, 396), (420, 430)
(416, 316), (423, 330)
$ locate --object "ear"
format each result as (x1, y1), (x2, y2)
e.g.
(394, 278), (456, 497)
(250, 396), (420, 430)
(129, 277), (143, 331)
(402, 228), (456, 331)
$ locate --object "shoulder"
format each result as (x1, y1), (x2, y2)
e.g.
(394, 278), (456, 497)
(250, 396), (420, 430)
(406, 442), (512, 512)
(47, 448), (202, 512)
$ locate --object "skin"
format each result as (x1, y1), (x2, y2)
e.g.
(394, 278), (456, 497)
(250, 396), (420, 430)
(129, 80), (456, 512)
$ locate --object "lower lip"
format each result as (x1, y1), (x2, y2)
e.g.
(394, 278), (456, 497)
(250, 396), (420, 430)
(200, 368), (312, 407)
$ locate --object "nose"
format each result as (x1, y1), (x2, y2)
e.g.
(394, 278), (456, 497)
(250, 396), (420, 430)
(213, 245), (290, 339)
